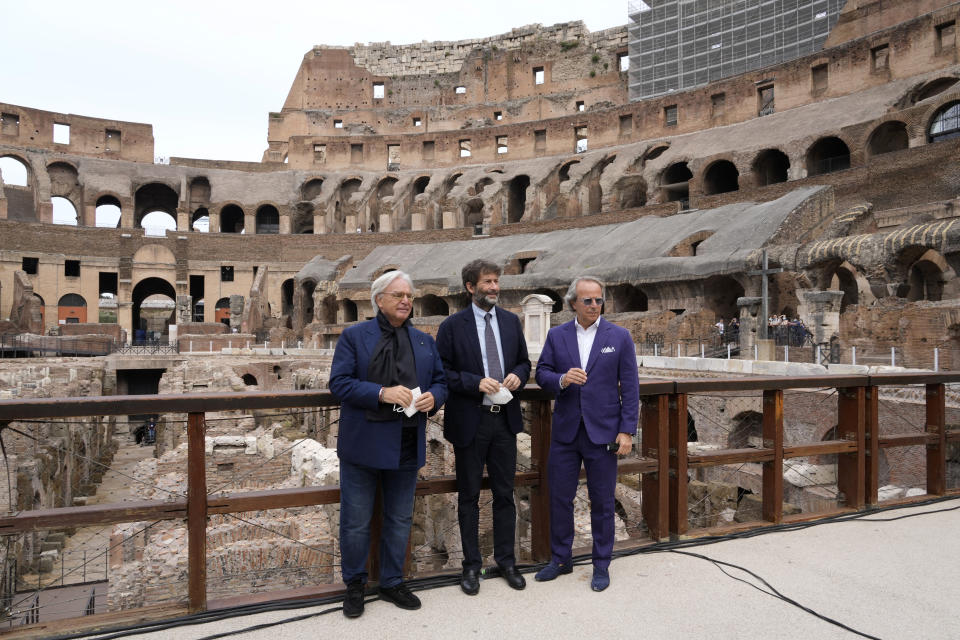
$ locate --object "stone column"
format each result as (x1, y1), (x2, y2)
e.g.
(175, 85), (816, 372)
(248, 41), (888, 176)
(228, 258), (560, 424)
(411, 213), (426, 231)
(737, 296), (767, 359)
(244, 212), (255, 234)
(521, 294), (554, 359)
(442, 211), (458, 229)
(798, 290), (845, 345)
(209, 209), (220, 234)
(313, 211), (325, 234)
(229, 295), (244, 331)
(378, 213), (392, 233)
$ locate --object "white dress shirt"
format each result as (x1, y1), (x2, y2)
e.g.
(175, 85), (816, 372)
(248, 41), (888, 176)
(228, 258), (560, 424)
(575, 316), (601, 368)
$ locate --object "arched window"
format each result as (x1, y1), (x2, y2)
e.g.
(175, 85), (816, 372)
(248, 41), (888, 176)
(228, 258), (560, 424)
(660, 162), (692, 203)
(255, 205), (280, 234)
(702, 160), (739, 195)
(806, 137), (851, 176)
(867, 121), (909, 156)
(52, 197), (78, 225)
(220, 205), (245, 233)
(928, 102), (960, 143)
(752, 149), (790, 186)
(96, 195), (122, 228)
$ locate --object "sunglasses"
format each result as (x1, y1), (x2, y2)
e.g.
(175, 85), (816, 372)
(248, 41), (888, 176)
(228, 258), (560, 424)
(580, 297), (604, 306)
(384, 292), (414, 300)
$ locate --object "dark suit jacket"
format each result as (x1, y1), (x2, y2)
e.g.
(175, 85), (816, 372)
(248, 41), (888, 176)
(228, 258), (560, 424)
(436, 305), (531, 448)
(328, 318), (447, 469)
(535, 317), (639, 445)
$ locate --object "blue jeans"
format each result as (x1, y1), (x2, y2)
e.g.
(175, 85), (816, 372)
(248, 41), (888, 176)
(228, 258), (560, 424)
(339, 459), (418, 588)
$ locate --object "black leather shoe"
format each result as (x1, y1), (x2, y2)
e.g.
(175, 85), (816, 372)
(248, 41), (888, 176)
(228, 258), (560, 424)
(343, 579), (365, 618)
(379, 582), (421, 610)
(460, 568), (480, 595)
(499, 564), (526, 591)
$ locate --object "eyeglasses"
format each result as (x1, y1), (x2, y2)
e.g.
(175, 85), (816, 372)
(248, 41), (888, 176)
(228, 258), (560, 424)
(384, 292), (414, 300)
(580, 297), (604, 306)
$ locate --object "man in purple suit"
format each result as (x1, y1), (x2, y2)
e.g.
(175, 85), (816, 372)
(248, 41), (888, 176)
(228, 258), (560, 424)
(534, 276), (639, 591)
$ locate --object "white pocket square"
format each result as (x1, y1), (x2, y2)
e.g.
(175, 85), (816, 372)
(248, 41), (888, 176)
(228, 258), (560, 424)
(601, 346), (616, 353)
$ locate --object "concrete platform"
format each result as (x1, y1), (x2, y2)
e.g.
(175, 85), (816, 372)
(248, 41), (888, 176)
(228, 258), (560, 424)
(93, 498), (960, 640)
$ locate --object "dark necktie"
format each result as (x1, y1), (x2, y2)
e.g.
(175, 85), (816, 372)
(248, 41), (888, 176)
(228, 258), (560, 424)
(484, 312), (504, 382)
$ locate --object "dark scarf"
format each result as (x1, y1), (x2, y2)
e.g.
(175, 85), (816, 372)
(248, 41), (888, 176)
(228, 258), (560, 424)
(366, 311), (418, 423)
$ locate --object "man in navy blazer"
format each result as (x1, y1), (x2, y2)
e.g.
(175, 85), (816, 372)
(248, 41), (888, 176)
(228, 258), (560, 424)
(329, 270), (447, 618)
(436, 259), (531, 595)
(534, 275), (639, 592)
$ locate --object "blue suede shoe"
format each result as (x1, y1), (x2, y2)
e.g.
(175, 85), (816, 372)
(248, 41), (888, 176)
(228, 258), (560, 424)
(591, 567), (610, 592)
(534, 560), (573, 582)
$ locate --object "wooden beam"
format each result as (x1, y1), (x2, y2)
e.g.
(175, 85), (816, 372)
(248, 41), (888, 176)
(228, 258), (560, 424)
(187, 411), (207, 614)
(864, 386), (879, 506)
(688, 448), (775, 467)
(879, 433), (939, 448)
(783, 440), (857, 458)
(528, 398), (552, 562)
(762, 389), (784, 524)
(836, 387), (865, 509)
(641, 394), (669, 541)
(0, 500), (186, 534)
(668, 393), (688, 537)
(926, 383), (946, 496)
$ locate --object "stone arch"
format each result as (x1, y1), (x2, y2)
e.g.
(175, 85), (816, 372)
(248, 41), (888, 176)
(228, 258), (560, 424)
(0, 154), (36, 221)
(729, 411), (763, 449)
(95, 194), (122, 228)
(300, 280), (318, 327)
(806, 137), (851, 176)
(134, 183), (179, 229)
(927, 101), (960, 143)
(219, 204), (245, 233)
(660, 162), (692, 203)
(215, 297), (231, 325)
(293, 202), (314, 234)
(463, 199), (484, 233)
(507, 175), (530, 223)
(51, 196), (79, 226)
(242, 374), (258, 386)
(191, 207), (209, 232)
(131, 276), (177, 338)
(702, 275), (745, 321)
(58, 293), (87, 324)
(669, 230), (714, 257)
(255, 204), (280, 234)
(413, 176), (430, 195)
(188, 177), (210, 207)
(532, 287), (563, 313)
(915, 77), (959, 103)
(281, 278), (295, 325)
(607, 284), (648, 313)
(418, 294), (449, 316)
(47, 161), (80, 197)
(866, 121), (909, 157)
(474, 177), (495, 195)
(702, 160), (739, 195)
(827, 261), (862, 313)
(906, 249), (948, 302)
(376, 177), (398, 199)
(341, 298), (358, 323)
(301, 178), (325, 201)
(611, 174), (647, 209)
(752, 149), (790, 186)
(558, 160), (580, 183)
(317, 293), (337, 325)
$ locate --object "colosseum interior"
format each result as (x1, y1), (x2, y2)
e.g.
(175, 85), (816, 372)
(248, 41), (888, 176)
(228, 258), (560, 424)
(1, 0), (960, 624)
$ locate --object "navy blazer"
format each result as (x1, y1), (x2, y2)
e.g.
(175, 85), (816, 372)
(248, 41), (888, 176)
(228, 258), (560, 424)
(436, 305), (531, 448)
(535, 317), (639, 445)
(329, 318), (447, 469)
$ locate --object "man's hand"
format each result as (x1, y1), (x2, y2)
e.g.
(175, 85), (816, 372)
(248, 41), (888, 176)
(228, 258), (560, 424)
(381, 385), (413, 407)
(414, 391), (435, 413)
(615, 432), (633, 456)
(478, 377), (501, 394)
(563, 367), (587, 386)
(502, 373), (522, 391)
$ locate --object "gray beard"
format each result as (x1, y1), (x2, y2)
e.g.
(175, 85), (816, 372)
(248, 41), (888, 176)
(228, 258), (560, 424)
(473, 291), (498, 310)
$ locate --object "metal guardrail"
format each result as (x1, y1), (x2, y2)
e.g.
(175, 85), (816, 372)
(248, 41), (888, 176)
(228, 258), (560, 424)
(0, 374), (958, 635)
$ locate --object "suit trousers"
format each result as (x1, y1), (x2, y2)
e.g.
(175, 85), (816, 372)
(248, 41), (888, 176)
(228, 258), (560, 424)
(547, 420), (617, 569)
(454, 411), (517, 571)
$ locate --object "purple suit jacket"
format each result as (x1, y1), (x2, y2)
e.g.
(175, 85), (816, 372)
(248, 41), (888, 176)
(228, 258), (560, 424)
(535, 317), (639, 445)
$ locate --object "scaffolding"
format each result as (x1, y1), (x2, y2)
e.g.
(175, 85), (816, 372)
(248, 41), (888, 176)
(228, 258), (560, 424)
(628, 0), (845, 102)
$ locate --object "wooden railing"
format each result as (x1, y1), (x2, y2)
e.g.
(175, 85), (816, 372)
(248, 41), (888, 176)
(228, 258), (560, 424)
(0, 372), (959, 636)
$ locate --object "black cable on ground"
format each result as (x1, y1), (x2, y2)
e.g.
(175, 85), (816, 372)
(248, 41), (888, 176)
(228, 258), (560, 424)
(48, 494), (960, 640)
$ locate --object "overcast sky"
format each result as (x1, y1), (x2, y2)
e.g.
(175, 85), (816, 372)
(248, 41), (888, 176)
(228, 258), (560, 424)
(1, 1), (627, 163)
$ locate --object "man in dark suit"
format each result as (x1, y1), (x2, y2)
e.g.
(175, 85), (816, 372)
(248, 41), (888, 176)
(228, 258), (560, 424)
(436, 259), (531, 595)
(534, 275), (639, 592)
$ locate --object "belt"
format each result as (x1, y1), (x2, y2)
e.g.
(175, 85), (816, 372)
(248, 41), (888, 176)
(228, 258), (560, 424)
(479, 404), (504, 414)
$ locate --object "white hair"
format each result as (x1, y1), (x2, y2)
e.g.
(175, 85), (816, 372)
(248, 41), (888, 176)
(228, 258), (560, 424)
(564, 276), (606, 310)
(370, 270), (414, 309)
